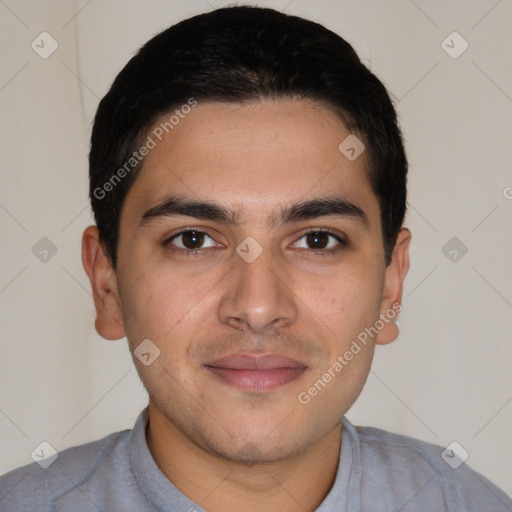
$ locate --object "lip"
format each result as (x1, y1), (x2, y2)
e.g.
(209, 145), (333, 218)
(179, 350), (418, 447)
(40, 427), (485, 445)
(204, 353), (307, 392)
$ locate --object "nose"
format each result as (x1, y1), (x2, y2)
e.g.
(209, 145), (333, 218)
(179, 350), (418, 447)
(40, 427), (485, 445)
(217, 243), (298, 334)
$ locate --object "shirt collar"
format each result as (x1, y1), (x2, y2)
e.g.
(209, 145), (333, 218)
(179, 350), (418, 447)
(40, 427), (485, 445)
(128, 407), (360, 511)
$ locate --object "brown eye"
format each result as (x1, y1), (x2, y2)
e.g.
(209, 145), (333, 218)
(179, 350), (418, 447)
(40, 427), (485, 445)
(181, 230), (204, 249)
(305, 232), (330, 249)
(292, 230), (347, 254)
(167, 230), (217, 250)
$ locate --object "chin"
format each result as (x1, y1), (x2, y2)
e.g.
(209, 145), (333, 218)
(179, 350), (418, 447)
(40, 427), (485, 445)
(212, 437), (306, 465)
(203, 418), (319, 465)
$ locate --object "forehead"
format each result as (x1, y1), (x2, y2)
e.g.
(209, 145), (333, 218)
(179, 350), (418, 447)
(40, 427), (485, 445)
(123, 99), (380, 228)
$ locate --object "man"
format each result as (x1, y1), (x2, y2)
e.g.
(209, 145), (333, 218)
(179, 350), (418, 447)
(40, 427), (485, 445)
(1, 5), (510, 511)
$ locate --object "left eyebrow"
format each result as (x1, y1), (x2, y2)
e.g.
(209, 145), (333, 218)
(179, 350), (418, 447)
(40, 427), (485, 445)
(277, 197), (369, 230)
(139, 195), (369, 230)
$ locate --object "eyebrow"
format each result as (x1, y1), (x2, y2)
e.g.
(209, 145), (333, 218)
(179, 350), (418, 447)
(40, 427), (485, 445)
(139, 195), (369, 230)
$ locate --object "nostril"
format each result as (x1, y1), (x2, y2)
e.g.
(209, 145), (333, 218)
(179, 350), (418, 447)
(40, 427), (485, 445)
(227, 317), (246, 331)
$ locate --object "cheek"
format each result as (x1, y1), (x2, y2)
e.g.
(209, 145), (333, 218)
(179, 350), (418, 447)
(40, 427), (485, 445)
(118, 261), (222, 344)
(297, 262), (382, 339)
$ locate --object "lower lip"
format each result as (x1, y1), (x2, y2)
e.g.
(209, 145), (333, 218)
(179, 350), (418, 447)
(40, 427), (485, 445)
(204, 366), (306, 392)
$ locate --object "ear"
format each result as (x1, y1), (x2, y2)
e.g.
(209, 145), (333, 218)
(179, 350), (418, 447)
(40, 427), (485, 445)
(375, 228), (411, 345)
(82, 225), (126, 340)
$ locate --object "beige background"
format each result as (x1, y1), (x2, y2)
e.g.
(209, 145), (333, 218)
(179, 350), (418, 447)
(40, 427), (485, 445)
(0, 0), (511, 498)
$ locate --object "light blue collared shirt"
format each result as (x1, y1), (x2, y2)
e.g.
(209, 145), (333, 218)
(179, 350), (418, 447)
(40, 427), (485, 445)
(1, 408), (510, 511)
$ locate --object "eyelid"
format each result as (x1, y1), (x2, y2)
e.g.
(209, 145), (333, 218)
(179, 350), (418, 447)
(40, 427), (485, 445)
(290, 228), (348, 249)
(164, 227), (222, 250)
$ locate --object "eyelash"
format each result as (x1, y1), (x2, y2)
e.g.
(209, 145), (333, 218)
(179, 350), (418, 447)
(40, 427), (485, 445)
(292, 229), (348, 256)
(163, 228), (348, 257)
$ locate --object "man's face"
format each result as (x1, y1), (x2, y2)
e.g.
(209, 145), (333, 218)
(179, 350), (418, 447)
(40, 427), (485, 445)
(108, 99), (405, 463)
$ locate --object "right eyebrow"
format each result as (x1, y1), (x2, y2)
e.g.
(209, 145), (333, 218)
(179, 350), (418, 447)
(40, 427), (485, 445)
(139, 195), (240, 227)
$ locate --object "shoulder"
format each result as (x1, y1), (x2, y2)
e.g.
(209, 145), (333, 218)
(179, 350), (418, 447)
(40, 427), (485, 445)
(0, 428), (131, 512)
(342, 419), (512, 511)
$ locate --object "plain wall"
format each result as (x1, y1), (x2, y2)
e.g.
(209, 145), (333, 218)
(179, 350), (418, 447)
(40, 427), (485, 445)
(0, 0), (511, 497)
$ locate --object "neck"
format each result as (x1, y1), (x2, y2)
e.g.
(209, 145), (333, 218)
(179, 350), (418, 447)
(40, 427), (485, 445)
(145, 401), (342, 512)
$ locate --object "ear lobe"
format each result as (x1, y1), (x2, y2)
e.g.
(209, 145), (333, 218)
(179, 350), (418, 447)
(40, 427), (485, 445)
(375, 318), (400, 345)
(82, 225), (126, 340)
(375, 228), (411, 346)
